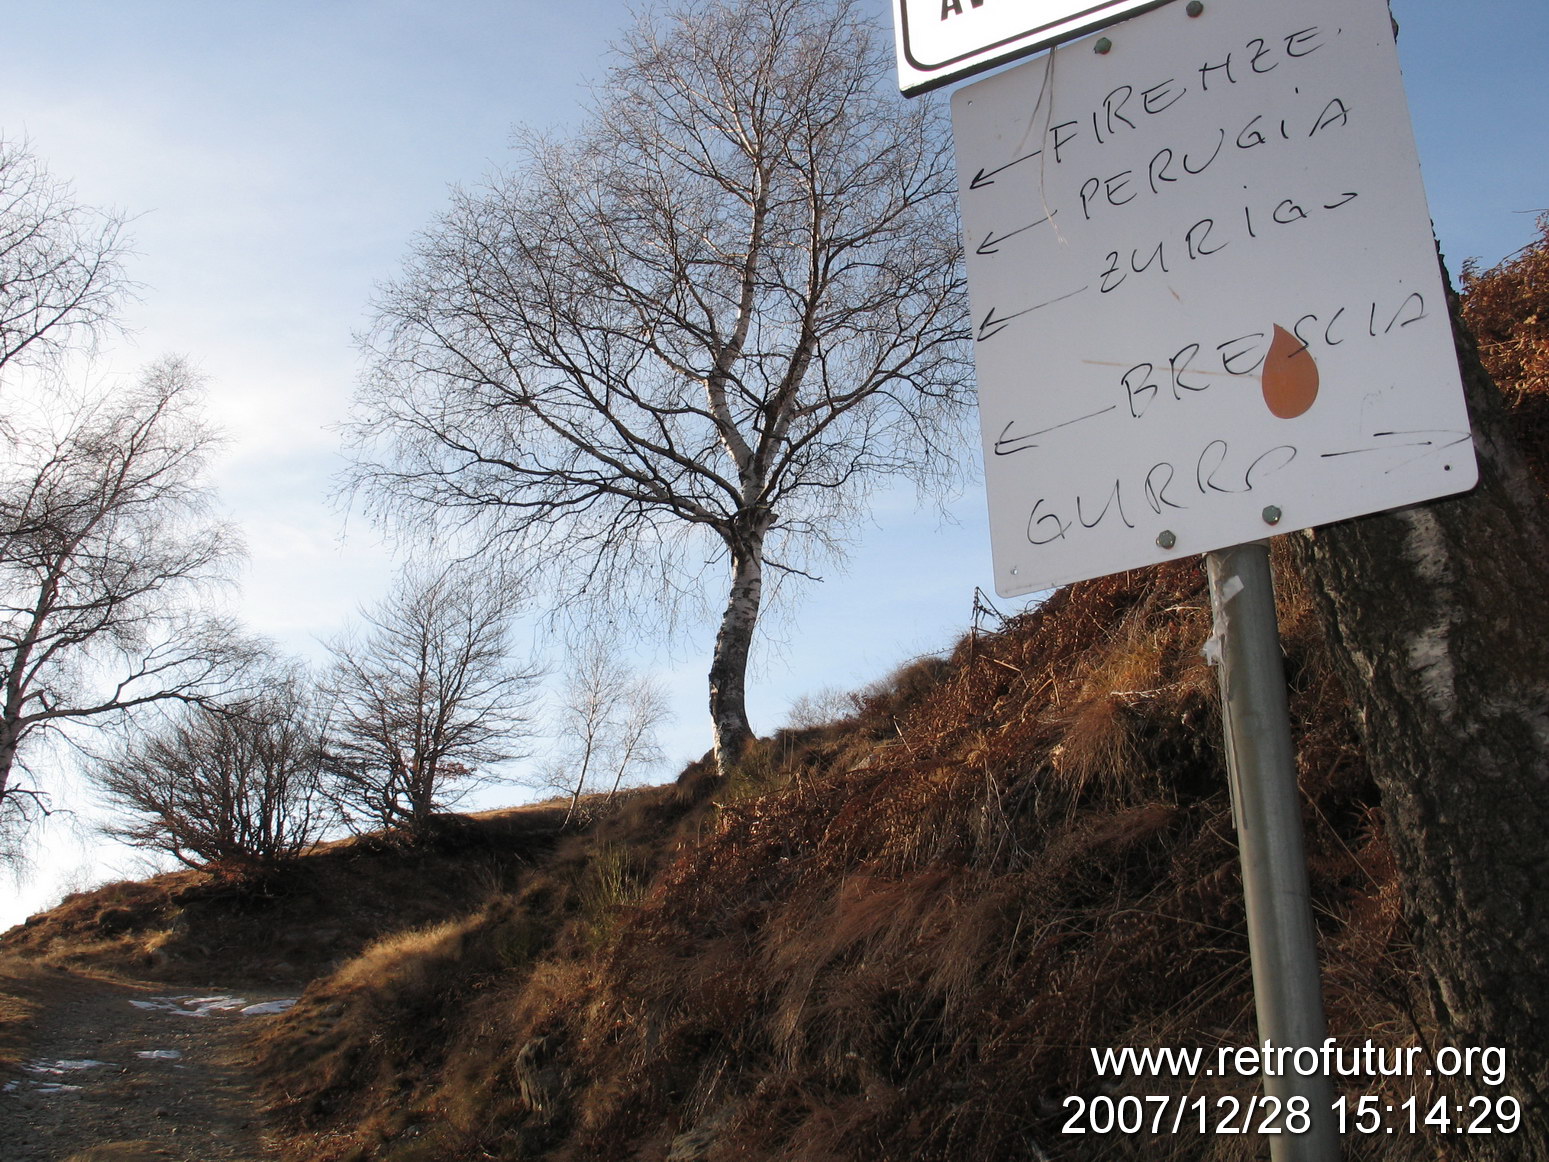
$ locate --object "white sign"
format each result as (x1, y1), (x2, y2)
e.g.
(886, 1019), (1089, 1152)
(894, 0), (1165, 95)
(953, 0), (1477, 598)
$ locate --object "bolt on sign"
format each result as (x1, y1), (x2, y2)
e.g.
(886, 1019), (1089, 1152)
(894, 0), (1168, 96)
(948, 0), (1477, 598)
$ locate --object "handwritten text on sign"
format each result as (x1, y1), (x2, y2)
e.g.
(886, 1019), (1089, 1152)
(952, 0), (1476, 597)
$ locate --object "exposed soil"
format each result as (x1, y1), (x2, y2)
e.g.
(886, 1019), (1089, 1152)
(0, 967), (293, 1162)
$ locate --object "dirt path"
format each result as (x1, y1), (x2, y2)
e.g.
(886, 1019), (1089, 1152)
(0, 969), (294, 1162)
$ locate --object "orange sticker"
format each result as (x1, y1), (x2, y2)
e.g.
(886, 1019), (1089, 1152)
(1261, 324), (1319, 419)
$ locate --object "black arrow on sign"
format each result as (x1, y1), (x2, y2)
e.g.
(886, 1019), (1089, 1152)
(976, 210), (1056, 255)
(977, 285), (1089, 342)
(1320, 429), (1473, 472)
(993, 405), (1118, 456)
(1320, 429), (1472, 457)
(969, 148), (1043, 190)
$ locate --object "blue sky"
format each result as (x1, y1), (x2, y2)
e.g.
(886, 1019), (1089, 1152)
(1, 0), (1543, 925)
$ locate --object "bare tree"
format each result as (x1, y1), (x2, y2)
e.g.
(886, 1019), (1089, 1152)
(94, 662), (332, 870)
(0, 137), (132, 382)
(544, 636), (670, 826)
(0, 358), (254, 840)
(1288, 260), (1549, 1153)
(347, 0), (971, 777)
(322, 563), (540, 839)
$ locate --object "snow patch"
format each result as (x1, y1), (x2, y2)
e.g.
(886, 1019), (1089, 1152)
(131, 993), (295, 1018)
(23, 1058), (115, 1073)
(4, 1060), (113, 1098)
(240, 998), (297, 1016)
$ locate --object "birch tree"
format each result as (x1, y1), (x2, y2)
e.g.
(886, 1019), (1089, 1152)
(0, 359), (253, 841)
(322, 564), (540, 839)
(544, 636), (669, 826)
(1289, 247), (1549, 1155)
(0, 137), (132, 382)
(347, 0), (971, 777)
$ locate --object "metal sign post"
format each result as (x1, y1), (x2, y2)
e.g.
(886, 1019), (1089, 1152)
(1206, 542), (1339, 1160)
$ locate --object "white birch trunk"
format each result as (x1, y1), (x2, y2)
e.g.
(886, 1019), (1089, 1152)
(708, 534), (765, 779)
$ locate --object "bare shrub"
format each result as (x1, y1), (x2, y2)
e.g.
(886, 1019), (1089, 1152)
(1461, 212), (1549, 406)
(783, 687), (854, 731)
(94, 665), (332, 870)
(541, 635), (670, 827)
(323, 563), (540, 839)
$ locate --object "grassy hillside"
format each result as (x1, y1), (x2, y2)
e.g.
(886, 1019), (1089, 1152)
(238, 553), (1428, 1162)
(0, 549), (1492, 1161)
(0, 805), (571, 987)
(5, 224), (1543, 1160)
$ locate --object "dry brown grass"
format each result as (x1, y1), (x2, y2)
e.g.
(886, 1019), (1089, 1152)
(0, 804), (572, 988)
(22, 497), (1522, 1162)
(1463, 214), (1549, 407)
(0, 877), (190, 977)
(241, 555), (1444, 1162)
